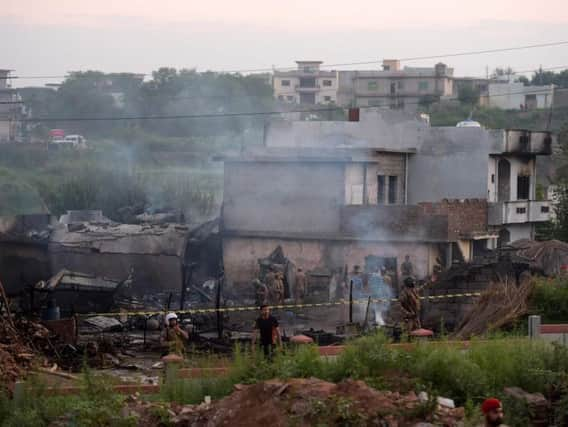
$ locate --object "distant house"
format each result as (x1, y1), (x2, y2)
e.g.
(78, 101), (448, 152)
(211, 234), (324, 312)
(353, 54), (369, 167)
(482, 81), (555, 110)
(337, 60), (455, 112)
(273, 61), (339, 105)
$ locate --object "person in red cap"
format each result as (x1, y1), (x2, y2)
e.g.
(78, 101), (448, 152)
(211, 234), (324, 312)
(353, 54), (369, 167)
(481, 398), (506, 427)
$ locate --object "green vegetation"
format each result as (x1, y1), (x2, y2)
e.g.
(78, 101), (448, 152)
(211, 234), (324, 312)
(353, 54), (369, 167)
(531, 277), (568, 322)
(426, 104), (568, 133)
(0, 369), (136, 427)
(5, 335), (568, 426)
(0, 142), (223, 221)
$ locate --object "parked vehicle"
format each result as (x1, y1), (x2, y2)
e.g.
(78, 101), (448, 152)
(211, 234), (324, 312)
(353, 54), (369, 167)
(50, 134), (87, 149)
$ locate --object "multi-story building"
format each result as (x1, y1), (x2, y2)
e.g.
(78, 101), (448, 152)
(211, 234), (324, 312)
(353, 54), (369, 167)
(218, 109), (553, 294)
(337, 60), (454, 111)
(0, 70), (23, 143)
(272, 61), (338, 105)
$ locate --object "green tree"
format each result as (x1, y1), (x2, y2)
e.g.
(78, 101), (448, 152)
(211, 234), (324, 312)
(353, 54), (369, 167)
(457, 86), (480, 106)
(550, 182), (568, 241)
(491, 67), (514, 80)
(517, 75), (530, 86)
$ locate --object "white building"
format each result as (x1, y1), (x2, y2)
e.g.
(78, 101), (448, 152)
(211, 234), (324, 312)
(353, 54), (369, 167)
(484, 82), (554, 110)
(272, 61), (338, 105)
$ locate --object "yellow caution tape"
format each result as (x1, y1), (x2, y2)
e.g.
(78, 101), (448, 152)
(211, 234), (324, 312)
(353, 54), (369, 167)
(77, 292), (481, 318)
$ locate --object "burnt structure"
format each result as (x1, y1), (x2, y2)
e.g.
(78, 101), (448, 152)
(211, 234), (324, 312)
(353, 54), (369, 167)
(218, 109), (553, 298)
(0, 213), (222, 307)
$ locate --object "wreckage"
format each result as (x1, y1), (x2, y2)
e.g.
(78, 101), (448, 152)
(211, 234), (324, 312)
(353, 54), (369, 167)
(0, 212), (222, 313)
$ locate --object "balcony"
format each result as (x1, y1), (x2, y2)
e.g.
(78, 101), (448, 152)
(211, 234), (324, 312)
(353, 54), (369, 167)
(295, 84), (320, 92)
(502, 130), (553, 155)
(488, 200), (551, 225)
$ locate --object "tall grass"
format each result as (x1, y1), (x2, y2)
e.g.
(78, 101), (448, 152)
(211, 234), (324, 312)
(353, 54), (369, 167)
(4, 334), (568, 425)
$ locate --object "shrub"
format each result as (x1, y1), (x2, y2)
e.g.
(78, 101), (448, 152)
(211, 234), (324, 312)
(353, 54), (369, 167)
(531, 277), (568, 322)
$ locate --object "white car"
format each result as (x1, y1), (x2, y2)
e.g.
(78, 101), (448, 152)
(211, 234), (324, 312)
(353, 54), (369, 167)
(51, 135), (87, 149)
(456, 119), (482, 128)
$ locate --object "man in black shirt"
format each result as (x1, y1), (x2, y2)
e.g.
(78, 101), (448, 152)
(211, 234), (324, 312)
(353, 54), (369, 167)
(252, 305), (282, 358)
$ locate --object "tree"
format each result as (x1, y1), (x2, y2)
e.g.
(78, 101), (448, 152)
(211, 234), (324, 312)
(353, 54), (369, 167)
(531, 68), (556, 86)
(517, 75), (530, 86)
(418, 95), (440, 109)
(457, 86), (480, 106)
(491, 67), (514, 80)
(549, 182), (568, 242)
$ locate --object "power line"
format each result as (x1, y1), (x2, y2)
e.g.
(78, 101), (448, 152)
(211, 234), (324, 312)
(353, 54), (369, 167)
(225, 41), (568, 72)
(5, 40), (568, 79)
(5, 87), (563, 123)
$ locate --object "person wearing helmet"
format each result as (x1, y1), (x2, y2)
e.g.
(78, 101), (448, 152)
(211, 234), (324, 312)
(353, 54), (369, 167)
(160, 312), (188, 354)
(480, 398), (507, 426)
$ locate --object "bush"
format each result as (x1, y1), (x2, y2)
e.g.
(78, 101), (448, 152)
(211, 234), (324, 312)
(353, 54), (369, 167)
(331, 331), (407, 382)
(531, 277), (568, 322)
(0, 369), (136, 427)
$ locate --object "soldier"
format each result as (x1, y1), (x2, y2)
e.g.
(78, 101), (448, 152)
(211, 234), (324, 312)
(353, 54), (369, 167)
(295, 267), (307, 303)
(399, 276), (421, 332)
(265, 265), (276, 303)
(401, 255), (414, 280)
(273, 271), (285, 304)
(254, 279), (269, 306)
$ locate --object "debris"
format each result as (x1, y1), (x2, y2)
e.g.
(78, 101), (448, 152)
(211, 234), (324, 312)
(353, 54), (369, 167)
(148, 378), (465, 426)
(290, 334), (314, 344)
(36, 367), (79, 381)
(84, 316), (122, 332)
(511, 239), (568, 276)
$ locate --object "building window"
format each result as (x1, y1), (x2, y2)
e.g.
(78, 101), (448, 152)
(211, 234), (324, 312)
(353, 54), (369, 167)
(299, 77), (316, 88)
(281, 80), (290, 87)
(491, 174), (495, 183)
(418, 81), (429, 91)
(278, 95), (284, 100)
(388, 176), (398, 204)
(369, 99), (383, 107)
(323, 80), (332, 87)
(377, 175), (385, 204)
(324, 96), (332, 102)
(351, 184), (364, 205)
(368, 81), (378, 90)
(286, 95), (294, 101)
(517, 175), (530, 200)
(397, 81), (404, 90)
(541, 206), (550, 213)
(516, 207), (527, 214)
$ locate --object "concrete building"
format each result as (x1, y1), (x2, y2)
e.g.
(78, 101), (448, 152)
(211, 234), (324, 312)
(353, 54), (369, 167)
(0, 70), (23, 143)
(219, 109), (553, 294)
(337, 60), (454, 112)
(482, 81), (554, 110)
(272, 61), (338, 105)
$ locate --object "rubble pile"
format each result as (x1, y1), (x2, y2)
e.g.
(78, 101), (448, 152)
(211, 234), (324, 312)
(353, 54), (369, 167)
(511, 239), (568, 276)
(0, 314), (51, 391)
(127, 378), (464, 426)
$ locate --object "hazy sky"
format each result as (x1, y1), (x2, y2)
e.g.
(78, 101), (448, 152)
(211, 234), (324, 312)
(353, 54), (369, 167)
(3, 0), (568, 87)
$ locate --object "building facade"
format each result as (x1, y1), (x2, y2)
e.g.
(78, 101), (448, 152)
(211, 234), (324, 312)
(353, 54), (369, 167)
(272, 61), (338, 105)
(482, 82), (555, 110)
(338, 60), (454, 112)
(219, 109), (553, 294)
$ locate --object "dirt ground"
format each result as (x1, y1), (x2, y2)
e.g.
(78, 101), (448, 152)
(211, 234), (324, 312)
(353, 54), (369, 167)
(127, 378), (465, 427)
